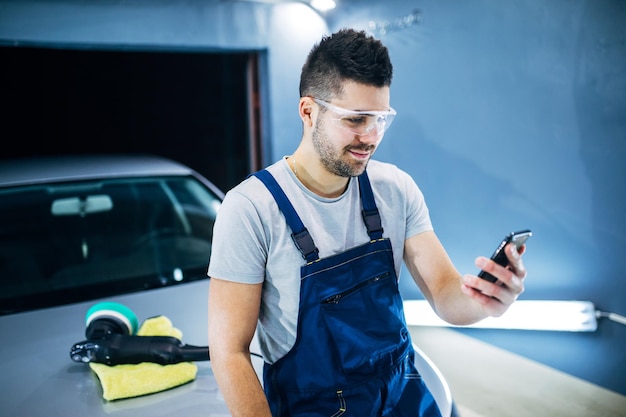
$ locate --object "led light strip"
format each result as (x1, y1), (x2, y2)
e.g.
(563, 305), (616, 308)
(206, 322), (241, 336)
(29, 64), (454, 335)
(404, 300), (599, 332)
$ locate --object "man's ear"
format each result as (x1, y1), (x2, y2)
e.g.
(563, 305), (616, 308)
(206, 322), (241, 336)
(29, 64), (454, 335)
(299, 97), (316, 128)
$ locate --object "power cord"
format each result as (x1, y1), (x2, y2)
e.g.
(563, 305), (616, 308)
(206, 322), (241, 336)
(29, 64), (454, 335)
(596, 310), (626, 326)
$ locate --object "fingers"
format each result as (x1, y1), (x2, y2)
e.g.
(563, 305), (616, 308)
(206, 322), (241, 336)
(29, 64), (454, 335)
(477, 243), (527, 288)
(461, 242), (528, 316)
(466, 246), (526, 304)
(460, 277), (511, 316)
(463, 272), (516, 307)
(506, 243), (527, 279)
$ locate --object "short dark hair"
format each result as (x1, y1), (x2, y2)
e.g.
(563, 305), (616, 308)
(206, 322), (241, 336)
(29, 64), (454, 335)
(299, 28), (393, 100)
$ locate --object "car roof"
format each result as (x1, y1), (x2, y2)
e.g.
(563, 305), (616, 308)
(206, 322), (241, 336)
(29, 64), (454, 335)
(0, 154), (196, 188)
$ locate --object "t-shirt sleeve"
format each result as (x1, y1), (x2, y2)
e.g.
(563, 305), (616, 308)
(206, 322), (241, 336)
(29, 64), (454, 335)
(402, 170), (433, 239)
(207, 186), (267, 284)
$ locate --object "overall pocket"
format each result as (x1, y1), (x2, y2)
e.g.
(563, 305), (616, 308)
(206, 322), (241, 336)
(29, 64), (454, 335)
(317, 266), (410, 375)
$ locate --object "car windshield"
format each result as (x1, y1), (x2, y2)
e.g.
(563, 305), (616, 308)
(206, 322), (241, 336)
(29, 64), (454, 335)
(0, 175), (221, 315)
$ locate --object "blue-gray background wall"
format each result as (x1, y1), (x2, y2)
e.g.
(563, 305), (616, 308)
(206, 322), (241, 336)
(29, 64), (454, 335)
(1, 0), (624, 395)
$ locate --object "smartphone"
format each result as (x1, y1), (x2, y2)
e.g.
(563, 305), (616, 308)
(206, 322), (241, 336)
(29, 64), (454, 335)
(478, 229), (532, 283)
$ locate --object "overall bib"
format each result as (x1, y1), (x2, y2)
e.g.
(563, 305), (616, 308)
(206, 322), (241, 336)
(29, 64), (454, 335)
(252, 169), (441, 417)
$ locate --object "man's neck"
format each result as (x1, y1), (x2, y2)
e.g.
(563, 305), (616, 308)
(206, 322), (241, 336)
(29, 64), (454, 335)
(288, 153), (349, 198)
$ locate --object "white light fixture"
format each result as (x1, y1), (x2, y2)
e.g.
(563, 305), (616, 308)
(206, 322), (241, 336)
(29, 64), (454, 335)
(404, 300), (599, 332)
(310, 0), (336, 12)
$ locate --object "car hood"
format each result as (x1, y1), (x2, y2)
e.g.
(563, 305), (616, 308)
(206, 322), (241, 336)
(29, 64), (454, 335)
(0, 280), (262, 417)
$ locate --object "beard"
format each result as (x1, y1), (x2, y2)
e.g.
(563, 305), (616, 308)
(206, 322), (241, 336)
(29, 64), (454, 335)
(311, 118), (375, 178)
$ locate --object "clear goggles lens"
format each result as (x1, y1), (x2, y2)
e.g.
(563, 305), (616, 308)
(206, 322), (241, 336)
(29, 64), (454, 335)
(314, 98), (397, 137)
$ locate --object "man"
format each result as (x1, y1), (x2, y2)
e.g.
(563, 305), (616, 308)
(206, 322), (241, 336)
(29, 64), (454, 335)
(208, 28), (527, 417)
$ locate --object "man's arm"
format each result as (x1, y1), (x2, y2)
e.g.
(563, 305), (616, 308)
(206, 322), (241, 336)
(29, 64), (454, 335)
(403, 230), (527, 325)
(208, 278), (272, 417)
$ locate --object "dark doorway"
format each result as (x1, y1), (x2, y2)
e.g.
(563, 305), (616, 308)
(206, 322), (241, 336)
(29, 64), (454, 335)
(0, 44), (262, 193)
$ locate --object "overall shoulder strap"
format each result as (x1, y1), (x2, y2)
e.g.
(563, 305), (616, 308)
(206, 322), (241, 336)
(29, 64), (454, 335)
(358, 171), (384, 240)
(249, 170), (319, 263)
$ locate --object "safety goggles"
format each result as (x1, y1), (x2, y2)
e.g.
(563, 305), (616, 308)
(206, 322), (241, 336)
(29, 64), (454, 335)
(313, 98), (397, 137)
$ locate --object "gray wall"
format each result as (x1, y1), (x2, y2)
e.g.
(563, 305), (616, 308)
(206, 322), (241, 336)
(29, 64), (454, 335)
(1, 0), (624, 395)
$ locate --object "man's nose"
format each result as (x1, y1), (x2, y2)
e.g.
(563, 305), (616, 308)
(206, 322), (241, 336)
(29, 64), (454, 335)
(356, 127), (383, 144)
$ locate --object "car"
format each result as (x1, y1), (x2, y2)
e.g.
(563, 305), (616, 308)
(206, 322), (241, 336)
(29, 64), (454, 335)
(0, 154), (453, 417)
(0, 154), (241, 416)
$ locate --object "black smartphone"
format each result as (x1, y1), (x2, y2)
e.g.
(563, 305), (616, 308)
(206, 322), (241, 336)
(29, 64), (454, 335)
(478, 229), (532, 283)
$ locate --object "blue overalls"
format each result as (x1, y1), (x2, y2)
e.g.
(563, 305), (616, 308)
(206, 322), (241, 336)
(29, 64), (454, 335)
(252, 169), (441, 417)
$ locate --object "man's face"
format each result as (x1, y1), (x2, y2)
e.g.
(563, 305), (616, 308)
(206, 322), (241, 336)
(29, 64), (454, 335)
(311, 82), (393, 178)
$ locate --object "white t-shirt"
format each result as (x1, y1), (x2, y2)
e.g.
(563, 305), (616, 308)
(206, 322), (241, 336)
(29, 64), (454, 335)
(208, 157), (433, 363)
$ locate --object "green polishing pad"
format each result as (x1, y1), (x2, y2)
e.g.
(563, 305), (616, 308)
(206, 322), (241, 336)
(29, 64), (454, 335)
(86, 302), (139, 336)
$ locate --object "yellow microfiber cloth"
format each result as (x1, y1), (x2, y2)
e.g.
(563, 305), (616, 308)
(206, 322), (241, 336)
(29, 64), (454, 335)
(89, 315), (198, 401)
